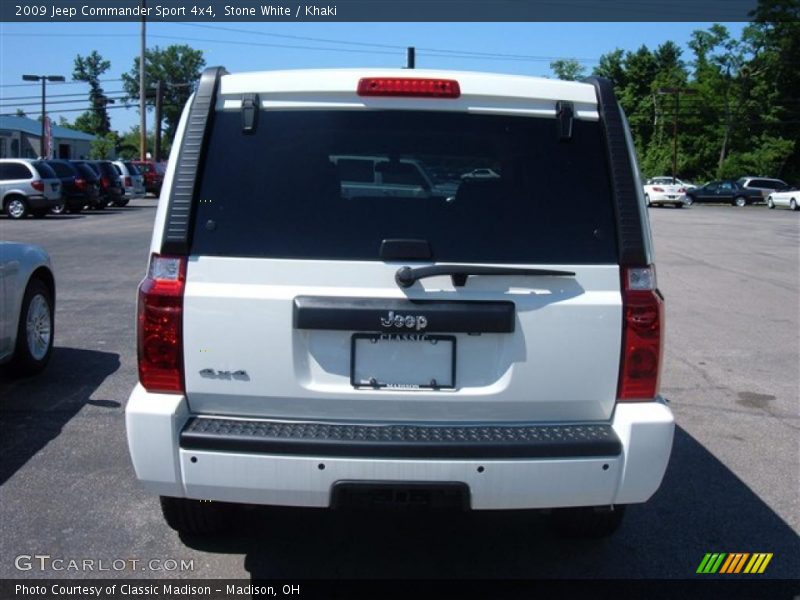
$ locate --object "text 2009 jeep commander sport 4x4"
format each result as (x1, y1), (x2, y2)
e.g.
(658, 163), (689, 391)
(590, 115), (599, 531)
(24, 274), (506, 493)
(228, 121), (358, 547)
(126, 67), (674, 537)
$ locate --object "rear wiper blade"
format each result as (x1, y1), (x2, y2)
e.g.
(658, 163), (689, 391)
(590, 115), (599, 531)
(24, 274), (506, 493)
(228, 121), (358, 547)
(395, 264), (576, 288)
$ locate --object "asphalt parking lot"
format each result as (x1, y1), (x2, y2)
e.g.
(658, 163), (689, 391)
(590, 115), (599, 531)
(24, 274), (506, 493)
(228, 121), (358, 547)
(0, 200), (798, 580)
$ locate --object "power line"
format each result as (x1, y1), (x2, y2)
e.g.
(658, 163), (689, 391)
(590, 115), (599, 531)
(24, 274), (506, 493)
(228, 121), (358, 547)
(173, 22), (600, 63)
(0, 77), (124, 89)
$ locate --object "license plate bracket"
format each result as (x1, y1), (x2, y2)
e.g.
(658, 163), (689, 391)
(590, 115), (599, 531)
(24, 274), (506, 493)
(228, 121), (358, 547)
(351, 333), (456, 390)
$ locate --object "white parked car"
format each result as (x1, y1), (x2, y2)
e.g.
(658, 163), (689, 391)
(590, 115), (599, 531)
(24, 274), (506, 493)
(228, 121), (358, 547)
(112, 160), (146, 200)
(0, 242), (55, 376)
(767, 188), (799, 211)
(126, 67), (674, 538)
(0, 159), (62, 219)
(643, 177), (690, 208)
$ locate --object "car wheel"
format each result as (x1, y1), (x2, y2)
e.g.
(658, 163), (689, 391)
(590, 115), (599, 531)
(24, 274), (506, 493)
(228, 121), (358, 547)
(685, 195), (694, 206)
(9, 278), (54, 376)
(791, 199), (798, 211)
(674, 203), (683, 209)
(734, 196), (747, 207)
(551, 505), (626, 539)
(31, 209), (48, 218)
(4, 196), (29, 219)
(767, 197), (775, 209)
(67, 207), (83, 214)
(159, 497), (234, 535)
(51, 203), (66, 215)
(116, 198), (130, 207)
(644, 194), (651, 207)
(94, 202), (106, 210)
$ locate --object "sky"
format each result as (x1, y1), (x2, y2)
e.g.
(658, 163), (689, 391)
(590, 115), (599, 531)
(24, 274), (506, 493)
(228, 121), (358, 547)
(0, 21), (747, 134)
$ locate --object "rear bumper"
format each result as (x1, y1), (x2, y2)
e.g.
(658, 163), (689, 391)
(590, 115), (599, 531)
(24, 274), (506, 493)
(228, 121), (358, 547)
(649, 193), (688, 204)
(125, 385), (674, 509)
(27, 195), (61, 210)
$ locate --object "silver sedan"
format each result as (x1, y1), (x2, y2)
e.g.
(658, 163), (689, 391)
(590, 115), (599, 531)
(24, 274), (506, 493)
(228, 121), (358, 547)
(0, 242), (55, 376)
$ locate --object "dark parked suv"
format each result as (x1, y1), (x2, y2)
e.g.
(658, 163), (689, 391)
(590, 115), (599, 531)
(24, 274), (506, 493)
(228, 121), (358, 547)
(73, 160), (126, 208)
(685, 180), (763, 207)
(45, 159), (102, 213)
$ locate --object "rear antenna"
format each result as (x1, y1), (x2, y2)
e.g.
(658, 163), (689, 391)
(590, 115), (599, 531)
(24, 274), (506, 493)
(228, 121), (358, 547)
(406, 47), (415, 69)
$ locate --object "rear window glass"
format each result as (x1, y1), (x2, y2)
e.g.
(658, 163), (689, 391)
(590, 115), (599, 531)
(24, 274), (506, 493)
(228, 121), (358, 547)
(75, 163), (98, 180)
(191, 110), (617, 264)
(47, 161), (76, 178)
(32, 161), (57, 179)
(124, 162), (141, 175)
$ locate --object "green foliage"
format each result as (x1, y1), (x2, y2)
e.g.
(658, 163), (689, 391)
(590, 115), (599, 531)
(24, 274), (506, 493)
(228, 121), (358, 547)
(121, 44), (206, 141)
(591, 2), (800, 183)
(72, 51), (112, 136)
(116, 126), (172, 160)
(550, 59), (586, 81)
(89, 132), (118, 159)
(15, 108), (26, 117)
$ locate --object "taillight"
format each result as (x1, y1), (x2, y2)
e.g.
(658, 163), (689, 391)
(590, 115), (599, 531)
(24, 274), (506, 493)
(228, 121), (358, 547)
(652, 186), (664, 192)
(677, 187), (686, 193)
(75, 178), (86, 190)
(125, 176), (132, 187)
(617, 266), (664, 401)
(101, 177), (110, 188)
(31, 180), (44, 192)
(357, 77), (461, 98)
(137, 255), (186, 393)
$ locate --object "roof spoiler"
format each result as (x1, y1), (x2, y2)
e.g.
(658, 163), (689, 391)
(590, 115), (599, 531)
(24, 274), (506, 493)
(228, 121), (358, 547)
(161, 65), (227, 255)
(583, 76), (647, 266)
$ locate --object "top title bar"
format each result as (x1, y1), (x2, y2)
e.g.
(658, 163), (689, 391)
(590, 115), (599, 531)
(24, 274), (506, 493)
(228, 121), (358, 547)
(1, 0), (764, 22)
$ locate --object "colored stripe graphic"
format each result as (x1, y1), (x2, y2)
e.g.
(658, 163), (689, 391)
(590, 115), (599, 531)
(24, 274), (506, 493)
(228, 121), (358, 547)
(697, 553), (727, 574)
(699, 552), (773, 574)
(744, 553), (773, 574)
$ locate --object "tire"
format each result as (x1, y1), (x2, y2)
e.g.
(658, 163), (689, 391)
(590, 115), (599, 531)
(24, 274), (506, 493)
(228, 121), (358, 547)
(116, 198), (130, 207)
(734, 196), (747, 207)
(4, 195), (29, 219)
(51, 203), (66, 215)
(94, 201), (106, 211)
(791, 199), (798, 211)
(8, 278), (54, 377)
(159, 497), (234, 535)
(674, 203), (683, 209)
(767, 197), (775, 209)
(644, 194), (651, 207)
(67, 207), (83, 215)
(685, 195), (694, 206)
(550, 505), (626, 539)
(32, 209), (48, 218)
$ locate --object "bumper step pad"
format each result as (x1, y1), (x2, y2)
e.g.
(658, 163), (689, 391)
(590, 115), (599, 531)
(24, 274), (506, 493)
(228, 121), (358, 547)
(181, 417), (621, 459)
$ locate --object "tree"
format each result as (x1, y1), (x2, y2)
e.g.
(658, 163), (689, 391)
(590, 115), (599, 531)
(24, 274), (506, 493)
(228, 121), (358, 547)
(116, 126), (171, 159)
(89, 132), (118, 159)
(121, 44), (205, 141)
(15, 108), (26, 117)
(550, 58), (586, 81)
(72, 51), (112, 136)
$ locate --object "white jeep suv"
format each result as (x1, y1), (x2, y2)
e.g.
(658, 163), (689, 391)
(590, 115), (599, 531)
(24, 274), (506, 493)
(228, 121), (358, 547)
(126, 68), (674, 538)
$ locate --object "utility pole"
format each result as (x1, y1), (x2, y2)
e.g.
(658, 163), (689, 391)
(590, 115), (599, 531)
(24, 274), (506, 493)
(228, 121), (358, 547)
(22, 74), (65, 158)
(657, 87), (697, 181)
(154, 81), (163, 162)
(139, 0), (147, 160)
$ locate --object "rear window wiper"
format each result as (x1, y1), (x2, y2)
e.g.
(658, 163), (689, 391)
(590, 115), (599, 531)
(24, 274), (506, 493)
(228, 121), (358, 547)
(395, 264), (576, 288)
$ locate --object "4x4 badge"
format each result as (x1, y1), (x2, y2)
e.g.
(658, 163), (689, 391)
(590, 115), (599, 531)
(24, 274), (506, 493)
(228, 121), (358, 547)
(380, 311), (428, 331)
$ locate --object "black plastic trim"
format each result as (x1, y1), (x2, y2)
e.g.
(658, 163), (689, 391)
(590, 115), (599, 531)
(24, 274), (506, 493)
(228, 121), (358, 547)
(180, 417), (622, 459)
(161, 66), (227, 255)
(583, 76), (648, 266)
(293, 296), (515, 333)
